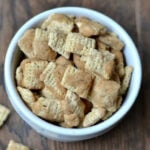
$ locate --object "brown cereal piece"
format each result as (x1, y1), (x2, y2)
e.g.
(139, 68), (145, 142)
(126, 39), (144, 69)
(41, 13), (74, 33)
(40, 62), (66, 99)
(48, 30), (70, 59)
(120, 66), (133, 95)
(64, 32), (96, 55)
(15, 66), (23, 86)
(75, 17), (106, 37)
(82, 50), (115, 79)
(64, 114), (80, 128)
(73, 54), (85, 70)
(63, 90), (85, 119)
(20, 59), (48, 90)
(112, 49), (125, 77)
(97, 40), (110, 51)
(56, 56), (73, 66)
(32, 97), (64, 122)
(17, 86), (37, 108)
(33, 28), (57, 61)
(0, 104), (10, 127)
(82, 107), (106, 127)
(99, 34), (124, 51)
(7, 140), (29, 150)
(102, 96), (122, 120)
(111, 72), (121, 84)
(18, 29), (35, 58)
(61, 65), (94, 98)
(88, 76), (120, 111)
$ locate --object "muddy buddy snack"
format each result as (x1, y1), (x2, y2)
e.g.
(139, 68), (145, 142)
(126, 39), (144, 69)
(15, 13), (133, 128)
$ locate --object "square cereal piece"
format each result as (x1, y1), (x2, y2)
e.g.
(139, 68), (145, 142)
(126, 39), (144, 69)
(31, 97), (64, 122)
(63, 32), (96, 55)
(0, 104), (10, 127)
(88, 76), (120, 111)
(18, 29), (35, 58)
(48, 30), (70, 59)
(120, 66), (133, 95)
(17, 86), (37, 108)
(61, 65), (94, 98)
(7, 140), (29, 150)
(98, 34), (124, 51)
(75, 17), (107, 37)
(41, 13), (74, 34)
(33, 28), (57, 61)
(20, 59), (48, 90)
(82, 50), (115, 79)
(40, 62), (66, 99)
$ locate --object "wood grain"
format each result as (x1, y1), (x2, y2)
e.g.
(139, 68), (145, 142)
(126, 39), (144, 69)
(0, 0), (149, 149)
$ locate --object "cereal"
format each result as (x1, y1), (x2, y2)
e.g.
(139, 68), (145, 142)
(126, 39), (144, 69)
(82, 107), (106, 127)
(7, 140), (30, 150)
(64, 32), (96, 55)
(32, 97), (64, 122)
(61, 65), (94, 98)
(98, 33), (124, 51)
(33, 28), (57, 61)
(75, 17), (106, 37)
(15, 13), (133, 128)
(48, 30), (70, 59)
(0, 104), (10, 127)
(82, 50), (115, 79)
(41, 13), (74, 33)
(18, 29), (35, 58)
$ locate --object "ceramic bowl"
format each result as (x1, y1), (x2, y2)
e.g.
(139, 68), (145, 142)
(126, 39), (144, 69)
(4, 7), (142, 142)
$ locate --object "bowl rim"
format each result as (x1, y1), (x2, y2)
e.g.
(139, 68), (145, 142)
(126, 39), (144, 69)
(4, 6), (142, 137)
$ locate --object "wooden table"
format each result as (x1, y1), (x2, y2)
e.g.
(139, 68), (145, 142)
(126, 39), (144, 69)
(0, 0), (149, 149)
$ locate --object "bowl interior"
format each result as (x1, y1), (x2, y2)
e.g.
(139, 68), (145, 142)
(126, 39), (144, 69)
(4, 7), (142, 140)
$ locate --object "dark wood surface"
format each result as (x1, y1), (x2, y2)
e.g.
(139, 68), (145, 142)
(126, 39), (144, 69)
(0, 0), (149, 149)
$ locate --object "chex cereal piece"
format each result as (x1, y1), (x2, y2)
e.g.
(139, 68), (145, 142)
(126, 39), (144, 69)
(20, 59), (48, 90)
(48, 30), (70, 59)
(64, 32), (96, 55)
(82, 107), (106, 127)
(82, 50), (115, 79)
(75, 17), (106, 37)
(40, 62), (66, 99)
(7, 140), (29, 150)
(18, 29), (35, 58)
(17, 86), (37, 108)
(0, 104), (10, 127)
(88, 76), (120, 111)
(41, 13), (74, 33)
(33, 28), (57, 61)
(62, 90), (85, 119)
(32, 97), (64, 122)
(120, 66), (133, 95)
(112, 49), (125, 77)
(61, 65), (94, 98)
(98, 34), (124, 51)
(56, 56), (73, 66)
(15, 66), (23, 86)
(64, 114), (80, 128)
(73, 54), (85, 70)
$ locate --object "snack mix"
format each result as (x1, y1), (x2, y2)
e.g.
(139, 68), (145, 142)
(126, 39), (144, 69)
(15, 13), (133, 128)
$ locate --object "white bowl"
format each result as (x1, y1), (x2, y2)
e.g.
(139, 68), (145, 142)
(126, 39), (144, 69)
(4, 7), (142, 142)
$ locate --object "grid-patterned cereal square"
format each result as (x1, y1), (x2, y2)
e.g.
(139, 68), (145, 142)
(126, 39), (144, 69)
(83, 50), (115, 79)
(48, 30), (70, 59)
(33, 28), (57, 61)
(18, 29), (35, 58)
(61, 65), (94, 98)
(64, 32), (96, 55)
(40, 62), (66, 99)
(7, 140), (29, 150)
(0, 104), (10, 127)
(21, 59), (48, 90)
